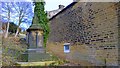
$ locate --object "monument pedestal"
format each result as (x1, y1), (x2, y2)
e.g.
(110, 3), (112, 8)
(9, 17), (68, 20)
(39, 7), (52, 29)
(26, 30), (51, 62)
(27, 48), (50, 62)
(28, 53), (51, 62)
(19, 47), (51, 62)
(27, 48), (45, 53)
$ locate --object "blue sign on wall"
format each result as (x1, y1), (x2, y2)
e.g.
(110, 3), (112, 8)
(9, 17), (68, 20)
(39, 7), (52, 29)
(64, 43), (70, 53)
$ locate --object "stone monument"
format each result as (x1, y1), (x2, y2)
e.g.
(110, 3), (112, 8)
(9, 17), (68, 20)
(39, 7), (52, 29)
(26, 15), (50, 62)
(27, 15), (44, 49)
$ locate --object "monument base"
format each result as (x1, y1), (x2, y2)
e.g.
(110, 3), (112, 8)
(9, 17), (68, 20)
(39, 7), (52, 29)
(28, 48), (50, 62)
(18, 48), (51, 62)
(27, 47), (45, 53)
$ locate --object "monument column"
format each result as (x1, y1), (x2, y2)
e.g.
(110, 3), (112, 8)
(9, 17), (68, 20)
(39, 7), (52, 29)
(27, 13), (44, 48)
(26, 15), (46, 61)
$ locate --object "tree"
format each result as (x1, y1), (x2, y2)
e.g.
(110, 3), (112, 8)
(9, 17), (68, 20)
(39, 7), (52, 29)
(9, 22), (17, 33)
(1, 2), (33, 37)
(34, 1), (50, 47)
(12, 2), (33, 37)
(1, 2), (11, 38)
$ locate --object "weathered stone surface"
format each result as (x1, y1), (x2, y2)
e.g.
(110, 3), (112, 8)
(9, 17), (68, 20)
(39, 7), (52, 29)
(27, 30), (43, 48)
(26, 13), (47, 62)
(48, 2), (120, 66)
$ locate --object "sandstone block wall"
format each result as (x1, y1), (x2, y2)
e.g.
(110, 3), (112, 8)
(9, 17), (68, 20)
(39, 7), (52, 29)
(48, 2), (120, 66)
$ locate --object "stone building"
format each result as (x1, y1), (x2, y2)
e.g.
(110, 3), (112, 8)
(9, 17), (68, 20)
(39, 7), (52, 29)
(47, 2), (120, 66)
(47, 5), (65, 19)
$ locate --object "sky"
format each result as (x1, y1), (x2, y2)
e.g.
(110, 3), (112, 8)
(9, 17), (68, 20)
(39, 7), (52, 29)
(44, 0), (73, 11)
(1, 0), (73, 31)
(1, 2), (33, 30)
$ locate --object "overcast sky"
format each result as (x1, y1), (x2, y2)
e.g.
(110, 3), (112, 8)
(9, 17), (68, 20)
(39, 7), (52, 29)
(44, 0), (73, 11)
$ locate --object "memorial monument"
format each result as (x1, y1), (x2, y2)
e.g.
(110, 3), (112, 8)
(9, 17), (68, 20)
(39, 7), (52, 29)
(26, 14), (50, 62)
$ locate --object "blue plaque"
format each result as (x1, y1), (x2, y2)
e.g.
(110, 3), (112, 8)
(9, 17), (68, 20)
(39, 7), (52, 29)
(64, 43), (70, 53)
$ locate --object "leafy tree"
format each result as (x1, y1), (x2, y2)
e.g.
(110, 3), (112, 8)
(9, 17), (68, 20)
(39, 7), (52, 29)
(34, 1), (50, 47)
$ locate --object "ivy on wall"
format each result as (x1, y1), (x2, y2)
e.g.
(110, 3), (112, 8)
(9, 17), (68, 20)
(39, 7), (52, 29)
(34, 1), (50, 47)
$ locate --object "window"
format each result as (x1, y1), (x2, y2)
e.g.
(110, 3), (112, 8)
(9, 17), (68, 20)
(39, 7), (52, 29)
(64, 43), (70, 53)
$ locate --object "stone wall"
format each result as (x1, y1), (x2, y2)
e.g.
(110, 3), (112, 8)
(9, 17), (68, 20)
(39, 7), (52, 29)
(48, 2), (120, 66)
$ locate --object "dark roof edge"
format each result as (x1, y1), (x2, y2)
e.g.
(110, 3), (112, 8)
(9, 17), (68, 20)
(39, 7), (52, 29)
(49, 2), (77, 21)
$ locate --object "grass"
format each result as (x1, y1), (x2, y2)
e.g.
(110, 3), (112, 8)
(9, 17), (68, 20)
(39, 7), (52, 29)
(2, 37), (28, 66)
(18, 53), (28, 62)
(1, 34), (68, 66)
